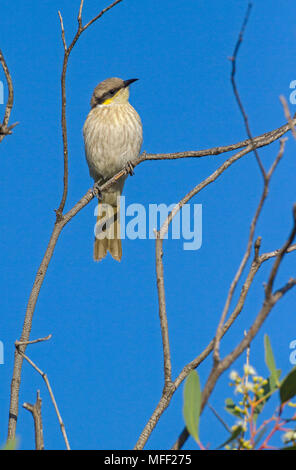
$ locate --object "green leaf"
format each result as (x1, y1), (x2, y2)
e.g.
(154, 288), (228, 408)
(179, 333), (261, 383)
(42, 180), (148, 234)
(183, 370), (202, 444)
(264, 334), (279, 386)
(217, 426), (243, 449)
(225, 398), (243, 418)
(270, 368), (281, 391)
(280, 367), (296, 404)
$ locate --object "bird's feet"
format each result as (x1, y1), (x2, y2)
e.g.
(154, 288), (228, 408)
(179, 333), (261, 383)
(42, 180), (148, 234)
(93, 182), (103, 200)
(125, 160), (135, 176)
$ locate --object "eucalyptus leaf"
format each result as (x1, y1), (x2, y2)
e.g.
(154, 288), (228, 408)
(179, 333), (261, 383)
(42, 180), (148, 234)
(264, 334), (279, 386)
(183, 370), (202, 444)
(280, 367), (296, 404)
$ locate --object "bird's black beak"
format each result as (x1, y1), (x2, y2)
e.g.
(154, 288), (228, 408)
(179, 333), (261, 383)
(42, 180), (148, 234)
(123, 78), (139, 88)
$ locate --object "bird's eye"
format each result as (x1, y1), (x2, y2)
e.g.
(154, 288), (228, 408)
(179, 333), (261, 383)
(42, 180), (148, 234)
(109, 89), (116, 95)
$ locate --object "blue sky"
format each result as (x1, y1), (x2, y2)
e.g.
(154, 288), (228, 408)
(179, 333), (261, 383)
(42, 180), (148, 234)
(0, 0), (296, 450)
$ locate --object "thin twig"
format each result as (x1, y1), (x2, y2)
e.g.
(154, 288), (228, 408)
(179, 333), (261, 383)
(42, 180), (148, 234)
(229, 3), (266, 180)
(82, 0), (123, 31)
(208, 403), (232, 434)
(15, 334), (52, 347)
(58, 11), (67, 51)
(78, 0), (84, 28)
(243, 337), (251, 432)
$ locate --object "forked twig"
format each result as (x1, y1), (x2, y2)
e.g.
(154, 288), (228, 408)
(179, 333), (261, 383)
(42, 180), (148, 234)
(57, 0), (124, 216)
(16, 340), (70, 450)
(23, 391), (44, 450)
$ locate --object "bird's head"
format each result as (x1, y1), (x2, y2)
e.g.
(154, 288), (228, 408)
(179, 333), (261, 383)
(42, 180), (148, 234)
(90, 77), (138, 108)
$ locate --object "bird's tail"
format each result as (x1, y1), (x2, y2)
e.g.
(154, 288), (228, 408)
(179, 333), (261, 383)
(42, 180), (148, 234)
(94, 193), (122, 262)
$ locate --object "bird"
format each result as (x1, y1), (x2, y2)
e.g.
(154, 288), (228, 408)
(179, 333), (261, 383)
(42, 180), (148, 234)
(83, 77), (143, 262)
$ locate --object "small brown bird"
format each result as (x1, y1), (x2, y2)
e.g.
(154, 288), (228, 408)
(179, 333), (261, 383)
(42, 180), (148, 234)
(83, 77), (143, 261)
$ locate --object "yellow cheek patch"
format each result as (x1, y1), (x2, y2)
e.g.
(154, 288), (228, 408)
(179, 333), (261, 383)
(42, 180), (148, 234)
(102, 90), (120, 105)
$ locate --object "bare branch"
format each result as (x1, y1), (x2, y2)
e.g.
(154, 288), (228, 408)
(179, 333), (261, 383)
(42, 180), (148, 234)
(16, 344), (70, 450)
(260, 243), (296, 261)
(280, 95), (296, 140)
(23, 391), (44, 450)
(0, 48), (18, 142)
(136, 117), (296, 163)
(155, 231), (172, 389)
